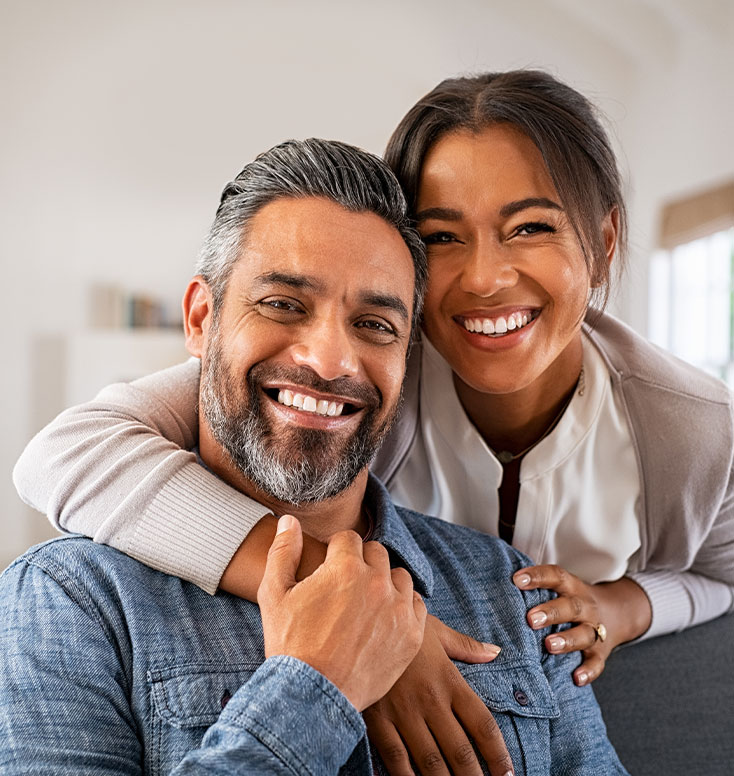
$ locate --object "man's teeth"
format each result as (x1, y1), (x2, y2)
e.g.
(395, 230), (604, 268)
(277, 389), (345, 417)
(464, 312), (531, 336)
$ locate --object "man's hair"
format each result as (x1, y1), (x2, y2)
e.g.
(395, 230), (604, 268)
(195, 138), (428, 337)
(384, 70), (627, 313)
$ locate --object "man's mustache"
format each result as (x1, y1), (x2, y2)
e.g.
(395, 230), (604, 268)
(246, 363), (383, 410)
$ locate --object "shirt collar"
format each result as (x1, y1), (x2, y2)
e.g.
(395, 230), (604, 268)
(364, 474), (434, 598)
(194, 450), (434, 598)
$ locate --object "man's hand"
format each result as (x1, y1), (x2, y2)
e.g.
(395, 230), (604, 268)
(258, 514), (427, 711)
(364, 616), (514, 776)
(513, 564), (652, 685)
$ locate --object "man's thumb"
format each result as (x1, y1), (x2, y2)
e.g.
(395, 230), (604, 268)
(259, 515), (303, 602)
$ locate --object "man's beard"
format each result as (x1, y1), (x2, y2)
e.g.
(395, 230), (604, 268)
(200, 332), (400, 506)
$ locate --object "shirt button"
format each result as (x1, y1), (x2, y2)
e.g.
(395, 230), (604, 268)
(514, 689), (529, 706)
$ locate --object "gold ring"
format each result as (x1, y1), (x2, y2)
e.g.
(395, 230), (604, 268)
(593, 623), (607, 643)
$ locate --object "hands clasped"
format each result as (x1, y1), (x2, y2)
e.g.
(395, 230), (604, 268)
(258, 514), (427, 712)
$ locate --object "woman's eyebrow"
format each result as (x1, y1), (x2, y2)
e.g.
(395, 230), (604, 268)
(414, 207), (462, 223)
(499, 198), (563, 218)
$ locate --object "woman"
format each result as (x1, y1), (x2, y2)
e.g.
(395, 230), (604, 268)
(15, 70), (734, 770)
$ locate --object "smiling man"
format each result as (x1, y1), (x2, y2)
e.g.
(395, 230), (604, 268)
(0, 139), (627, 775)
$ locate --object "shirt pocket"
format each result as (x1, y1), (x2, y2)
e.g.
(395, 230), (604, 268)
(457, 657), (560, 776)
(147, 662), (259, 776)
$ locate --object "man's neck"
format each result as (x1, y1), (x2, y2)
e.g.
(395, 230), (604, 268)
(198, 431), (370, 542)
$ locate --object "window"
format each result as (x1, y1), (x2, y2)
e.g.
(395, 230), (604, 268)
(649, 228), (734, 386)
(649, 181), (734, 388)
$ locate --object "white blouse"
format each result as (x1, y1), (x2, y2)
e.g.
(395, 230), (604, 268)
(389, 335), (641, 584)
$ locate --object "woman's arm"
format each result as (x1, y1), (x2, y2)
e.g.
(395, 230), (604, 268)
(13, 359), (272, 594)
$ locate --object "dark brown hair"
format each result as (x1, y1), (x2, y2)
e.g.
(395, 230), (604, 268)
(384, 70), (627, 310)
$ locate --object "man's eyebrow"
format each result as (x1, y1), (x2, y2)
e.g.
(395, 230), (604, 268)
(360, 292), (410, 323)
(252, 271), (325, 292)
(414, 207), (462, 223)
(499, 198), (563, 218)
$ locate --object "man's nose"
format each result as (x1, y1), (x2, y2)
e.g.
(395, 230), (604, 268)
(459, 238), (519, 297)
(288, 319), (360, 381)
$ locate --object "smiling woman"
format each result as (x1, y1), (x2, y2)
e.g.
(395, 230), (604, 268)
(13, 70), (734, 775)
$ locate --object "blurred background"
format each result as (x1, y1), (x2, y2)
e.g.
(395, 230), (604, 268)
(2, 0), (733, 568)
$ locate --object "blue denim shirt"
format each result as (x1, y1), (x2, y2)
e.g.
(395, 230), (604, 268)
(0, 475), (627, 775)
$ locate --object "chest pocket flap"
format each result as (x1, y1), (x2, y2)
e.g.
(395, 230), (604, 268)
(458, 657), (560, 719)
(148, 663), (260, 729)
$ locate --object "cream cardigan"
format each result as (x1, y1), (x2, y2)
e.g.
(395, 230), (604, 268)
(13, 312), (734, 638)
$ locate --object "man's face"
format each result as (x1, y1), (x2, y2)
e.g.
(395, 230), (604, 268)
(190, 196), (416, 505)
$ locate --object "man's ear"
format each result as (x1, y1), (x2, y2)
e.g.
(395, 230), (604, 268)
(182, 276), (214, 358)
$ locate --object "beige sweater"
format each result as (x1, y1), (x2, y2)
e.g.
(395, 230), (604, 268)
(13, 312), (734, 639)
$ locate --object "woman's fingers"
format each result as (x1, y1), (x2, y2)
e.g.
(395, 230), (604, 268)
(453, 686), (515, 776)
(363, 711), (414, 776)
(526, 594), (596, 630)
(513, 563), (577, 594)
(544, 623), (598, 654)
(573, 650), (608, 686)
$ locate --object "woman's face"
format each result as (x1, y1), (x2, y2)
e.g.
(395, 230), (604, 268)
(416, 124), (598, 397)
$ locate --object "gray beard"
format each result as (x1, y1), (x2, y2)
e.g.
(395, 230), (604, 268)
(200, 332), (397, 506)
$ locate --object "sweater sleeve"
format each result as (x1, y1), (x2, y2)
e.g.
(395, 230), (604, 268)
(12, 359), (271, 594)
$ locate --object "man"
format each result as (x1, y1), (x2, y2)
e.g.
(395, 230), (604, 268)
(0, 139), (627, 775)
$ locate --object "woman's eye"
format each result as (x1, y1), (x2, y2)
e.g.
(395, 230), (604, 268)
(422, 231), (460, 245)
(514, 221), (556, 237)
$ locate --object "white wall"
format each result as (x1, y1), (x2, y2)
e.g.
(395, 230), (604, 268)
(2, 0), (733, 567)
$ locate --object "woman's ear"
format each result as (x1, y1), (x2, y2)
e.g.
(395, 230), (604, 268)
(603, 206), (620, 267)
(182, 276), (213, 358)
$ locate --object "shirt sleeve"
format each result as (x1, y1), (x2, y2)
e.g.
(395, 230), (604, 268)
(0, 560), (366, 776)
(174, 657), (367, 775)
(627, 569), (734, 640)
(12, 358), (271, 594)
(542, 644), (630, 775)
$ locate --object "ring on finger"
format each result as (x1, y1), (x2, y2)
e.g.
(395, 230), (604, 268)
(591, 622), (607, 643)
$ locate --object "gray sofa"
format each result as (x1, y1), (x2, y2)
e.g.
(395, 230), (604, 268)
(594, 612), (734, 775)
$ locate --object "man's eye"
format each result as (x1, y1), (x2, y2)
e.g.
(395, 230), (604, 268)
(356, 319), (396, 336)
(261, 298), (302, 312)
(422, 231), (460, 245)
(514, 222), (556, 236)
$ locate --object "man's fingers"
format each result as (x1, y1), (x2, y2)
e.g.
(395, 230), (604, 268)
(513, 564), (576, 594)
(363, 540), (391, 573)
(428, 715), (483, 776)
(427, 614), (501, 663)
(257, 515), (303, 605)
(324, 529), (364, 562)
(454, 689), (514, 776)
(573, 650), (607, 686)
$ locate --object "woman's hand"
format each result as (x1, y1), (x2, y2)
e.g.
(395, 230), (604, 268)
(513, 565), (652, 685)
(363, 614), (514, 776)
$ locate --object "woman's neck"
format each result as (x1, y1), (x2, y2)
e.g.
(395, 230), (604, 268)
(453, 336), (584, 456)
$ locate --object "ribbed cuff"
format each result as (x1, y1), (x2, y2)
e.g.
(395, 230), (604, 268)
(626, 569), (692, 641)
(221, 655), (366, 775)
(128, 465), (272, 594)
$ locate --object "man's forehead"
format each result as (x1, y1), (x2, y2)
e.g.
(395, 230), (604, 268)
(233, 197), (415, 308)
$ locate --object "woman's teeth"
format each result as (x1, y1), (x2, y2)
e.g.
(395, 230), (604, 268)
(277, 389), (345, 417)
(463, 312), (532, 336)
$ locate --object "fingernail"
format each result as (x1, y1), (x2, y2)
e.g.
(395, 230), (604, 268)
(529, 611), (547, 628)
(503, 771), (514, 776)
(547, 636), (565, 652)
(276, 514), (294, 535)
(576, 671), (589, 685)
(515, 574), (531, 588)
(483, 643), (501, 657)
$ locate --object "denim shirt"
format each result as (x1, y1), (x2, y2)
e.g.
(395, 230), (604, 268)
(0, 476), (627, 775)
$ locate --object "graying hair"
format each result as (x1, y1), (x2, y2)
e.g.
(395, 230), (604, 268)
(195, 138), (427, 337)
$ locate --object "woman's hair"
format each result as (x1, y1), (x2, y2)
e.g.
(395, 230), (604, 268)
(384, 70), (627, 310)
